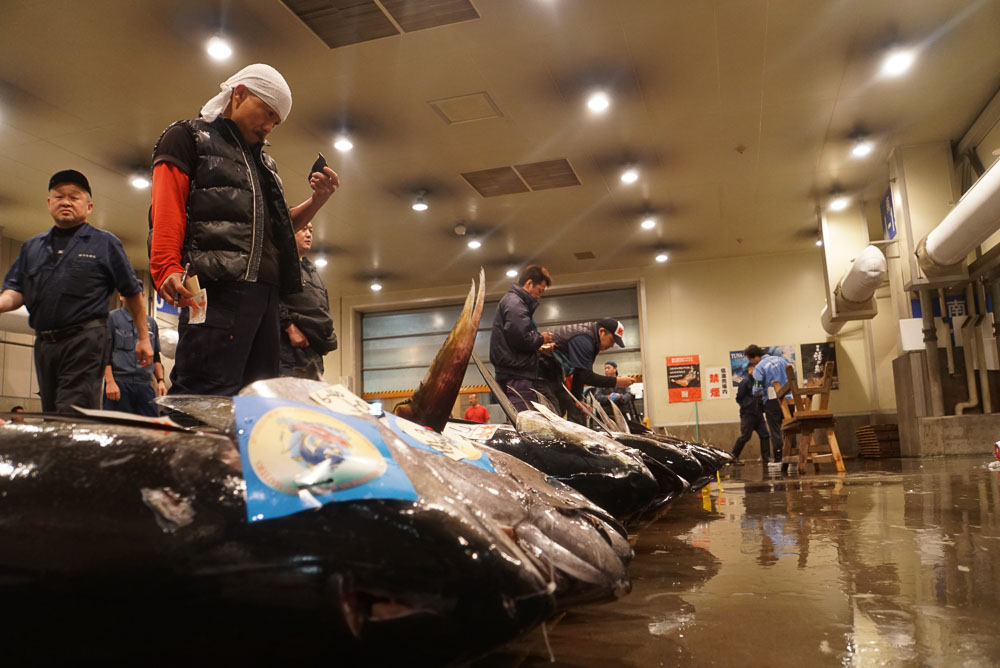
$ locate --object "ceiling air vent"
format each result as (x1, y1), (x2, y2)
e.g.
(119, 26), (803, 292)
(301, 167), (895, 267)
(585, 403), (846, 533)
(380, 0), (479, 32)
(574, 251), (597, 260)
(429, 92), (502, 124)
(280, 0), (398, 48)
(461, 167), (530, 198)
(514, 159), (581, 191)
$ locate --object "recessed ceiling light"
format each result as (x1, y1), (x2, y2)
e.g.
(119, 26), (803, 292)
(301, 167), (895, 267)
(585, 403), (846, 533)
(655, 252), (669, 263)
(370, 281), (383, 292)
(506, 268), (518, 278)
(130, 175), (150, 189)
(313, 257), (328, 268)
(828, 196), (850, 211)
(620, 166), (639, 184)
(640, 216), (656, 230)
(412, 192), (428, 211)
(467, 239), (482, 249)
(333, 136), (353, 152)
(851, 139), (873, 158)
(815, 239), (824, 247)
(587, 91), (610, 113)
(206, 36), (233, 61)
(881, 48), (915, 77)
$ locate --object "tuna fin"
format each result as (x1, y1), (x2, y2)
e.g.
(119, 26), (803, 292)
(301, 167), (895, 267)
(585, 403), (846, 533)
(609, 401), (630, 434)
(394, 269), (486, 432)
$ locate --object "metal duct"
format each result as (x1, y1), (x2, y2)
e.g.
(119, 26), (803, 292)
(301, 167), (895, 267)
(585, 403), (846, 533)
(820, 245), (887, 335)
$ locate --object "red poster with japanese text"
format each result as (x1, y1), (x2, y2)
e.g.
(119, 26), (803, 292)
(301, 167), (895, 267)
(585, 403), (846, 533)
(666, 355), (701, 403)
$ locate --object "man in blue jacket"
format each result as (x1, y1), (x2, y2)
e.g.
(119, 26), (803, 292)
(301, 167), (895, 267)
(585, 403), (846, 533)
(745, 345), (792, 465)
(489, 265), (553, 411)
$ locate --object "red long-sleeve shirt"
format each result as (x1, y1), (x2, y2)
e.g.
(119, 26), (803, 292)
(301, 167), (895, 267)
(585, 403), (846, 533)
(149, 162), (190, 290)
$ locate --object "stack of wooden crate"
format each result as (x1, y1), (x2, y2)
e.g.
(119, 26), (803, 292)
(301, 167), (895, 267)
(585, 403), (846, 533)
(856, 424), (900, 458)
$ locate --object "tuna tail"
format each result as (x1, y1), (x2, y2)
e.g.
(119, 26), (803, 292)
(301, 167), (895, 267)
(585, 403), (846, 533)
(394, 269), (486, 432)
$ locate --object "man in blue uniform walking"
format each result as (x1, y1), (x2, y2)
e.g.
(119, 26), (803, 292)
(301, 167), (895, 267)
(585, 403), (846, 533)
(0, 170), (151, 412)
(745, 344), (792, 468)
(103, 292), (165, 416)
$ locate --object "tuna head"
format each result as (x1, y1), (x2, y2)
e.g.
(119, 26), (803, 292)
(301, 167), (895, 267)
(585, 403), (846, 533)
(394, 269), (485, 432)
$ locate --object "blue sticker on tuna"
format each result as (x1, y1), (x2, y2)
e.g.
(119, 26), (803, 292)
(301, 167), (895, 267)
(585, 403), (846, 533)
(382, 413), (496, 473)
(234, 396), (418, 522)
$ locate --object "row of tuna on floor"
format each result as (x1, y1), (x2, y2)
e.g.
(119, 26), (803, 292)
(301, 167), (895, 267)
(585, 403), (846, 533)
(0, 272), (731, 665)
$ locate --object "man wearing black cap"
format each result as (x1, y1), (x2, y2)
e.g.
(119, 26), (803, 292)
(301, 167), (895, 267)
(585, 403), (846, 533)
(0, 170), (152, 412)
(542, 318), (634, 424)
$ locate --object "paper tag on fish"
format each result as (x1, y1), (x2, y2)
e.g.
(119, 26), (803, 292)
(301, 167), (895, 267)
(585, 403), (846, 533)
(310, 384), (372, 416)
(188, 289), (208, 324)
(444, 422), (499, 442)
(384, 413), (495, 472)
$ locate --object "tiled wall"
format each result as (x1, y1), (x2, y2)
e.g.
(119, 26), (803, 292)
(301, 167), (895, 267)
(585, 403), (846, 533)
(0, 236), (38, 407)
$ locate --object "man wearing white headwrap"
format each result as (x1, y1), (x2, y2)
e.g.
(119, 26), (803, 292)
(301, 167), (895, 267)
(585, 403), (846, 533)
(149, 63), (339, 396)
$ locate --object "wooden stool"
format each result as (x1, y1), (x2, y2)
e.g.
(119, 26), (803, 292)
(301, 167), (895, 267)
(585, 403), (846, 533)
(771, 362), (845, 474)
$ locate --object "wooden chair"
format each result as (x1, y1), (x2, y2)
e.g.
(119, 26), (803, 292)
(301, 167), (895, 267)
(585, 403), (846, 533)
(771, 362), (845, 474)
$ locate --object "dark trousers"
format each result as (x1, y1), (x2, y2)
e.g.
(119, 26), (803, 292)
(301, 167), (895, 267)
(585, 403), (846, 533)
(103, 380), (158, 417)
(170, 281), (280, 396)
(732, 411), (769, 461)
(762, 398), (790, 462)
(35, 321), (107, 413)
(279, 342), (324, 380)
(499, 377), (544, 412)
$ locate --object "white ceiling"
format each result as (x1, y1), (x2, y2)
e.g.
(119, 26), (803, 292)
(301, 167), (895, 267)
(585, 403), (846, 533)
(1, 0), (999, 297)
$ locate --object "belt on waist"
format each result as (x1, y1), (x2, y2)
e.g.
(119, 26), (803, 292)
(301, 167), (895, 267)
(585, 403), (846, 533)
(36, 317), (106, 343)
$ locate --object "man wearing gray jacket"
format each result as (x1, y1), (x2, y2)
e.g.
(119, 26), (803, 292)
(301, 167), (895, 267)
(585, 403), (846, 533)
(279, 223), (337, 379)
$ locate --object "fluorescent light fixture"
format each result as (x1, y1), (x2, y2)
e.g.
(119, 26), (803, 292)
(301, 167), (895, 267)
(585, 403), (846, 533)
(130, 176), (150, 189)
(467, 239), (482, 249)
(640, 216), (656, 230)
(412, 193), (428, 211)
(370, 281), (383, 292)
(655, 252), (668, 263)
(881, 48), (915, 77)
(333, 136), (353, 152)
(851, 139), (873, 158)
(828, 196), (850, 211)
(313, 257), (328, 268)
(506, 268), (518, 278)
(620, 166), (639, 184)
(206, 36), (232, 61)
(587, 91), (610, 113)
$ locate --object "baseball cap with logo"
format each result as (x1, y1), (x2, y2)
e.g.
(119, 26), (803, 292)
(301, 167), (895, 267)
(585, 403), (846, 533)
(598, 318), (626, 347)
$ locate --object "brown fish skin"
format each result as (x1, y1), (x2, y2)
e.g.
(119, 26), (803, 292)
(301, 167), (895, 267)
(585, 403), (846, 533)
(395, 269), (485, 432)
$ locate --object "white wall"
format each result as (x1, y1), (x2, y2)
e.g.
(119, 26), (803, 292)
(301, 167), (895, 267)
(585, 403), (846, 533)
(333, 251), (896, 426)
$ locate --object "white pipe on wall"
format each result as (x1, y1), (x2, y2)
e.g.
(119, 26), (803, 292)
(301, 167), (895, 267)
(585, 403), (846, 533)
(820, 245), (887, 335)
(922, 159), (1000, 268)
(840, 245), (888, 302)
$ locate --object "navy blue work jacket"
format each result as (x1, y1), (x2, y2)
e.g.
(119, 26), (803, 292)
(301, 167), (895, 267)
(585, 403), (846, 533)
(107, 307), (160, 383)
(3, 223), (141, 331)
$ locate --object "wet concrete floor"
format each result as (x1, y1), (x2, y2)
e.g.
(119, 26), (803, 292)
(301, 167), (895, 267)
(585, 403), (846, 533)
(476, 455), (1000, 667)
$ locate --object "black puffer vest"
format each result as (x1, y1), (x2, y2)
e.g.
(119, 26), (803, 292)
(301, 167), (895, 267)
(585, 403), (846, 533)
(549, 321), (600, 374)
(151, 117), (301, 295)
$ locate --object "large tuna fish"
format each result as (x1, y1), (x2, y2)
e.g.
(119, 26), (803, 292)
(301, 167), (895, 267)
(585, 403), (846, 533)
(0, 420), (555, 665)
(164, 376), (634, 609)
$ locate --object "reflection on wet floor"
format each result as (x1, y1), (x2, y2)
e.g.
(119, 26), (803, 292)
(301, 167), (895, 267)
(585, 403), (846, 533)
(475, 456), (1000, 667)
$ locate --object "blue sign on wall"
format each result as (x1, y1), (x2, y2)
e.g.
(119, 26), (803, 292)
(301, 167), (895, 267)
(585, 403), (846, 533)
(880, 187), (897, 240)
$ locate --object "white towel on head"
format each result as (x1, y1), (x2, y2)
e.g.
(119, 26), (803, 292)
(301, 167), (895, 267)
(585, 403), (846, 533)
(199, 63), (292, 123)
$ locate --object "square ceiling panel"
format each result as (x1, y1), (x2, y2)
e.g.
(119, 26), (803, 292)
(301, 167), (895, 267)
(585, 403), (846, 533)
(428, 92), (503, 124)
(461, 166), (529, 197)
(380, 0), (480, 33)
(280, 0), (398, 48)
(514, 159), (581, 191)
